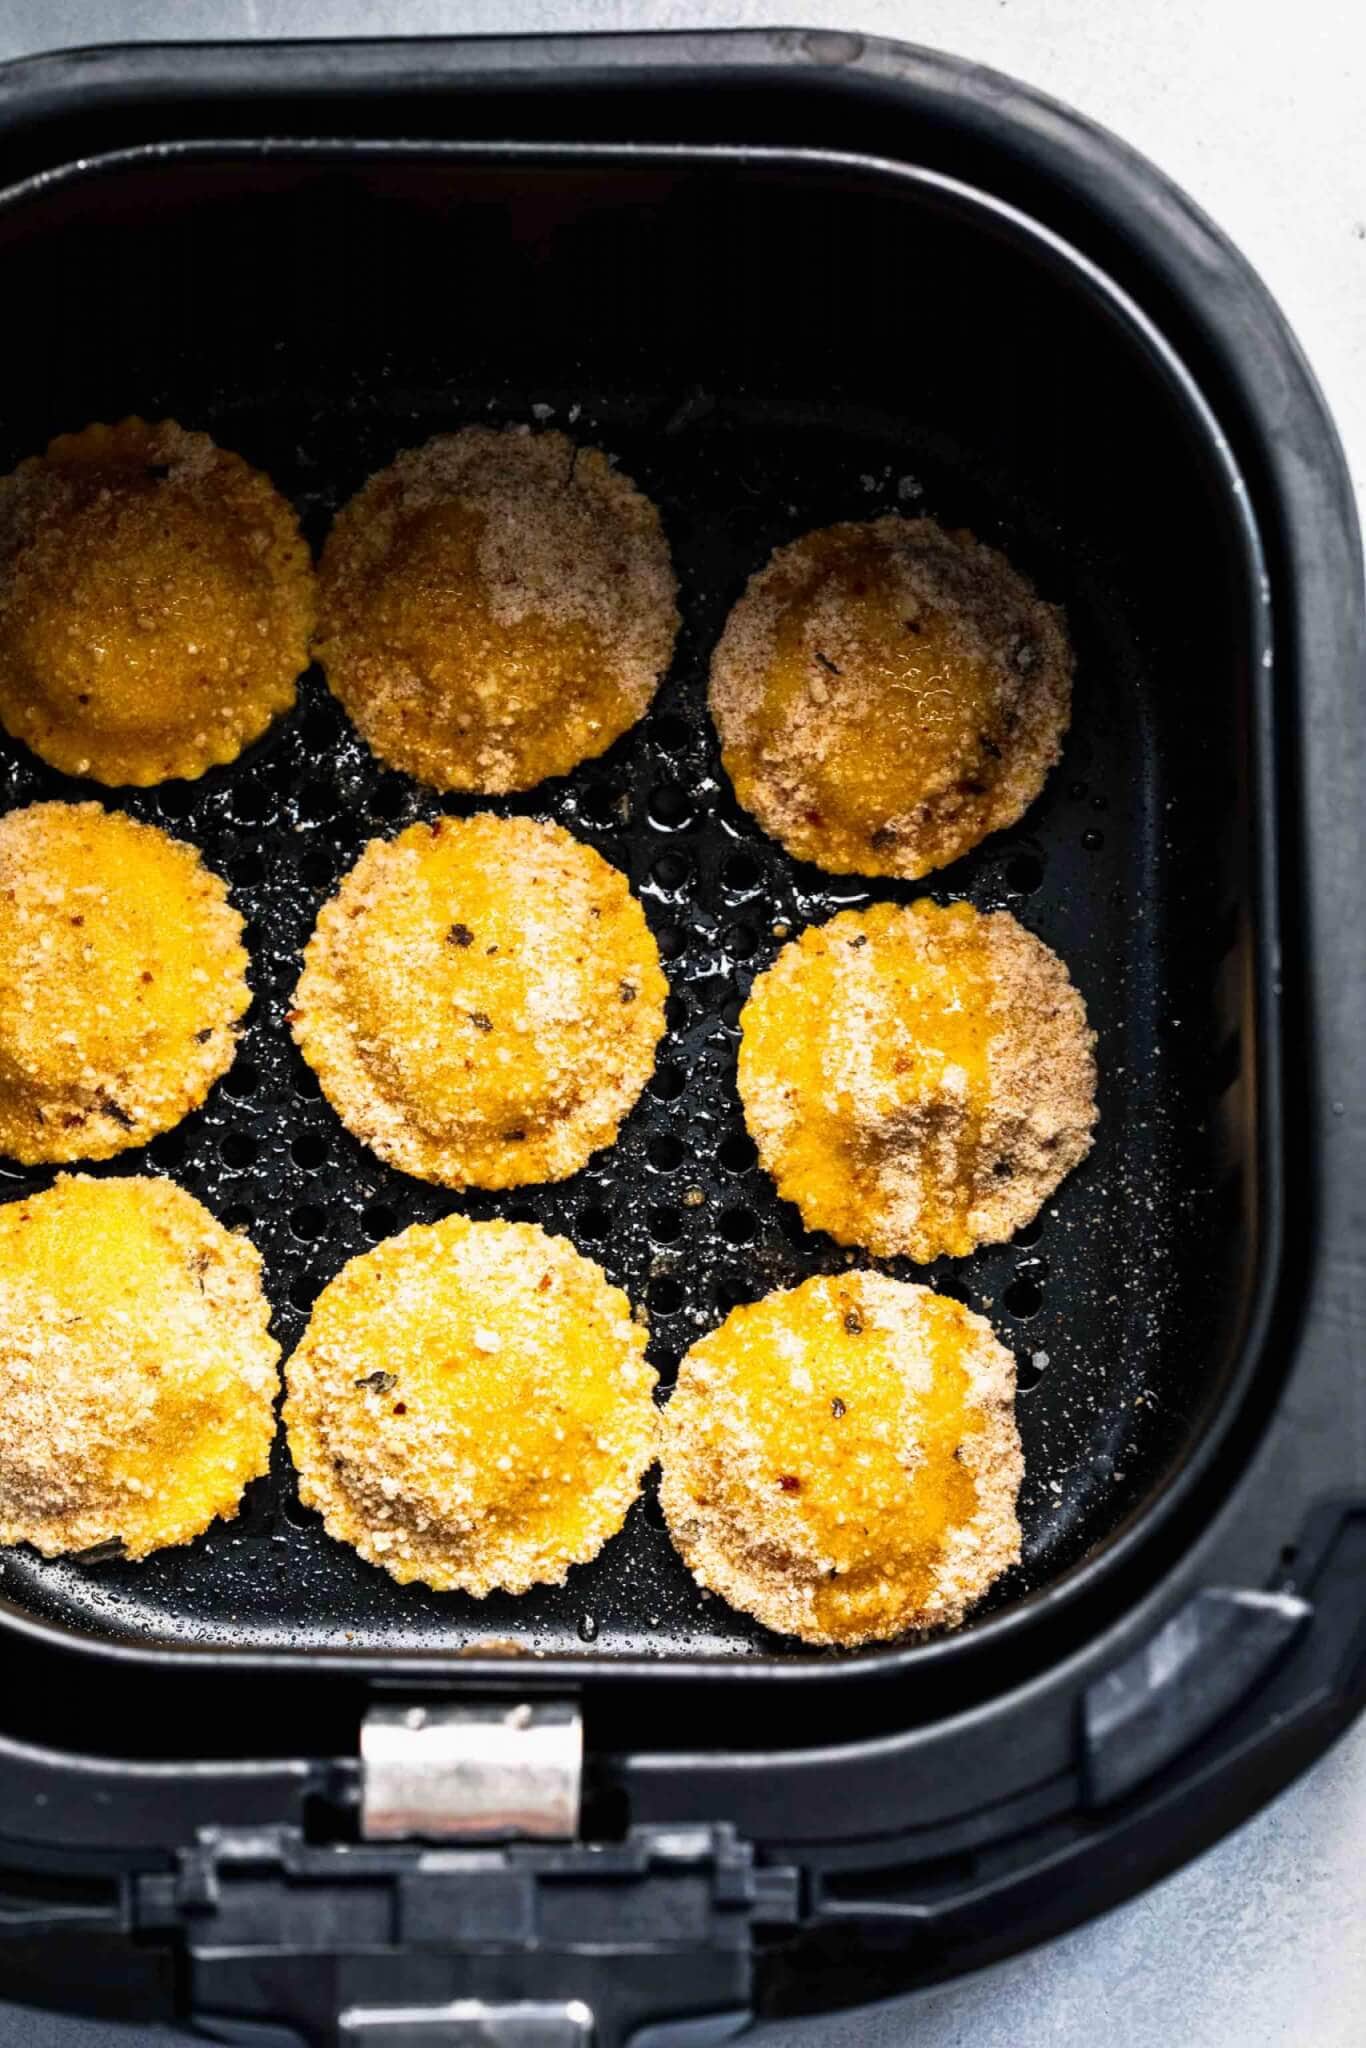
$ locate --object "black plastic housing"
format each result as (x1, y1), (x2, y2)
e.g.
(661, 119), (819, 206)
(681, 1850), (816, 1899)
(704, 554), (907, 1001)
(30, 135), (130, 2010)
(0, 32), (1361, 2048)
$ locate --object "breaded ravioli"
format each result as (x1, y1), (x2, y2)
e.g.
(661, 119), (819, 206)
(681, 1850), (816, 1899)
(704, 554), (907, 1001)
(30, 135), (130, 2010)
(0, 418), (314, 784)
(0, 1176), (278, 1559)
(710, 516), (1072, 878)
(660, 1271), (1022, 1645)
(291, 813), (666, 1189)
(0, 802), (250, 1165)
(315, 427), (679, 792)
(738, 900), (1096, 1262)
(284, 1216), (657, 1594)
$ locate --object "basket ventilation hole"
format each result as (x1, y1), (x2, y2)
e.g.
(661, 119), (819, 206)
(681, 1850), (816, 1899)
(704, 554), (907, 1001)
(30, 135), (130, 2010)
(718, 1132), (757, 1174)
(718, 1205), (757, 1246)
(723, 853), (762, 894)
(648, 784), (693, 830)
(651, 851), (690, 890)
(1003, 1277), (1043, 1320)
(1005, 853), (1044, 895)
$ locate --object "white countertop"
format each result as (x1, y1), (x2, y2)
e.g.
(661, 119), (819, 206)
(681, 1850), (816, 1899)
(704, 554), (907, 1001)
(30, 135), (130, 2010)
(0, 5), (1362, 2045)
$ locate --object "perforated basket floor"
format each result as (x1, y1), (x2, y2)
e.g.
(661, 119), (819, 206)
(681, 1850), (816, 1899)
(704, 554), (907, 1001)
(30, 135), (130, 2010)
(0, 385), (1225, 1659)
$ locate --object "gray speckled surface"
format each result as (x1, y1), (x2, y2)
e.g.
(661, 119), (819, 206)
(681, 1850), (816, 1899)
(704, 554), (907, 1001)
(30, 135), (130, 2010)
(0, 4), (1362, 2044)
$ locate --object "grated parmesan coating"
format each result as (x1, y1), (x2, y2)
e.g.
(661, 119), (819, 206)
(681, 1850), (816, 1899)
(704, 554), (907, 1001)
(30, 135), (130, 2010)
(284, 1216), (658, 1595)
(739, 900), (1097, 1262)
(660, 1271), (1022, 1645)
(0, 418), (314, 785)
(709, 515), (1072, 878)
(291, 812), (666, 1190)
(0, 1175), (279, 1559)
(315, 426), (679, 793)
(0, 802), (251, 1165)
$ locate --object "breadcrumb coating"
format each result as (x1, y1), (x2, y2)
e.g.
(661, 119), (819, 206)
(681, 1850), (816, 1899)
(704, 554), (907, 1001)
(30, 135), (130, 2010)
(0, 802), (250, 1165)
(709, 516), (1071, 878)
(0, 1175), (279, 1559)
(284, 1216), (657, 1595)
(0, 418), (314, 785)
(291, 813), (666, 1190)
(315, 426), (678, 793)
(739, 900), (1097, 1262)
(660, 1271), (1022, 1645)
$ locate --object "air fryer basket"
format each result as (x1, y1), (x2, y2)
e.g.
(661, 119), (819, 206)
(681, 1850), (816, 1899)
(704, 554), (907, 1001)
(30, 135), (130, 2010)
(0, 32), (1361, 2048)
(0, 142), (1271, 1667)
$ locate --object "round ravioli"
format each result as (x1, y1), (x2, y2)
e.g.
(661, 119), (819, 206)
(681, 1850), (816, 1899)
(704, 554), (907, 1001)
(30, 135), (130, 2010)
(0, 802), (250, 1164)
(0, 1175), (279, 1559)
(291, 813), (666, 1189)
(315, 426), (679, 792)
(738, 900), (1097, 1262)
(710, 515), (1072, 878)
(0, 417), (314, 785)
(284, 1216), (658, 1595)
(660, 1271), (1022, 1645)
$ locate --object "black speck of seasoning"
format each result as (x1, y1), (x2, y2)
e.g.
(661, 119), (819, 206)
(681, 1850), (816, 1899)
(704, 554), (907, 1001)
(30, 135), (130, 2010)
(77, 692), (91, 705)
(447, 922), (474, 948)
(903, 617), (923, 634)
(844, 1310), (863, 1335)
(195, 1026), (213, 1043)
(469, 1010), (493, 1032)
(831, 1396), (847, 1419)
(980, 734), (1003, 760)
(778, 1474), (802, 1493)
(869, 826), (896, 851)
(139, 970), (154, 985)
(98, 1093), (134, 1129)
(992, 1158), (1013, 1178)
(355, 1371), (397, 1393)
(847, 933), (868, 950)
(619, 981), (637, 1003)
(393, 1401), (407, 1415)
(486, 944), (498, 955)
(814, 650), (841, 675)
(504, 1128), (527, 1142)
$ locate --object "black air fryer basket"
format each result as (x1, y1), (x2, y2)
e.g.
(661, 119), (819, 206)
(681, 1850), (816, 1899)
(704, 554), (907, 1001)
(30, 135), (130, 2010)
(0, 32), (1361, 2048)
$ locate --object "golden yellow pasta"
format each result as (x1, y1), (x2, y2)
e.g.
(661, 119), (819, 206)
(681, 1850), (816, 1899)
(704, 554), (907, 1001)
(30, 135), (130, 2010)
(315, 427), (678, 792)
(0, 1175), (279, 1559)
(738, 900), (1097, 1262)
(710, 516), (1071, 878)
(284, 1216), (657, 1595)
(0, 417), (314, 784)
(291, 812), (666, 1189)
(660, 1271), (1022, 1645)
(0, 802), (250, 1165)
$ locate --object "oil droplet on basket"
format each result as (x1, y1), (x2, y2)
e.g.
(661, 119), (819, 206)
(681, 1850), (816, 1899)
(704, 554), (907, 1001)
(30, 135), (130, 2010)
(577, 1613), (599, 1642)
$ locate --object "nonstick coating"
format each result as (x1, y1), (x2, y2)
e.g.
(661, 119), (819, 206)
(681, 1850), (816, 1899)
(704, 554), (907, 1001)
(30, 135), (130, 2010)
(0, 151), (1255, 1661)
